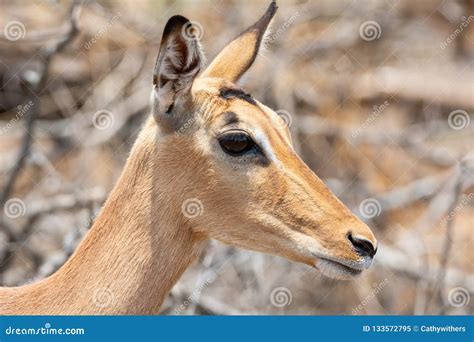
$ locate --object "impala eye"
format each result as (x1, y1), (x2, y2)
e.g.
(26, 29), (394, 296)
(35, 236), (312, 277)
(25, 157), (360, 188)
(218, 132), (256, 156)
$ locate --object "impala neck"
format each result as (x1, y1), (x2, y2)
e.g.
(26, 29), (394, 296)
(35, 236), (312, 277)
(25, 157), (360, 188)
(19, 119), (204, 314)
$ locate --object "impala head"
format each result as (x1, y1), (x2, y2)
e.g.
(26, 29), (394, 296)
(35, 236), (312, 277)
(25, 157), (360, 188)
(151, 1), (377, 279)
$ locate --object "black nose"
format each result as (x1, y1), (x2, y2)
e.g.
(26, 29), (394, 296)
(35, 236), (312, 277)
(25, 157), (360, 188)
(348, 232), (377, 258)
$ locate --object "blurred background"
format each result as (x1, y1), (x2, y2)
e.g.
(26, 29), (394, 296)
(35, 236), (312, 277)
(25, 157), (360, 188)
(0, 0), (473, 315)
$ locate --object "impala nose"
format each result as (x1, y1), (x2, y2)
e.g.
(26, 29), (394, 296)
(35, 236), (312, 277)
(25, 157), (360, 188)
(348, 232), (377, 258)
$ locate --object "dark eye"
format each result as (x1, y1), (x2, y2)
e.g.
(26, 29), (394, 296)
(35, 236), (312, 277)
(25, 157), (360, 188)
(218, 132), (256, 156)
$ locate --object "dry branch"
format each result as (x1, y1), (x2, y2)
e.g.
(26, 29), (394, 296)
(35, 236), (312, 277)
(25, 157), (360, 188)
(353, 67), (474, 110)
(376, 244), (474, 292)
(0, 3), (81, 207)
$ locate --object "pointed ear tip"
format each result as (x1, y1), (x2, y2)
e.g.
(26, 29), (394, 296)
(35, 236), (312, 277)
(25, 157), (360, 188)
(268, 0), (278, 15)
(163, 15), (191, 35)
(257, 0), (278, 28)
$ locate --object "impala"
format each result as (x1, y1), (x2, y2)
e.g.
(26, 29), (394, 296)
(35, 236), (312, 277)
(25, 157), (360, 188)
(0, 1), (377, 314)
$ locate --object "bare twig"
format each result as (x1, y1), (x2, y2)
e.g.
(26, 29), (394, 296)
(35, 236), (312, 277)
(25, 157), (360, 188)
(0, 188), (104, 285)
(353, 67), (474, 110)
(0, 3), (81, 207)
(23, 188), (105, 220)
(433, 163), (468, 313)
(0, 4), (81, 284)
(376, 244), (474, 292)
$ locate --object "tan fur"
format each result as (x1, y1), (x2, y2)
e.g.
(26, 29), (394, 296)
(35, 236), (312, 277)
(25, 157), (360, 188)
(0, 1), (376, 314)
(201, 32), (259, 82)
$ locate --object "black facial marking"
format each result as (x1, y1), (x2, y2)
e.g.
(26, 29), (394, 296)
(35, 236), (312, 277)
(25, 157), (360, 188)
(219, 87), (257, 106)
(222, 111), (239, 126)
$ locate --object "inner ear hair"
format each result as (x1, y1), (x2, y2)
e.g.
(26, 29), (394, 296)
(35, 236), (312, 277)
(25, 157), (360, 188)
(153, 15), (204, 117)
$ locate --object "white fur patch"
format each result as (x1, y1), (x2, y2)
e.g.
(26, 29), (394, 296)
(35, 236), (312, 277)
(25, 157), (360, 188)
(254, 129), (280, 167)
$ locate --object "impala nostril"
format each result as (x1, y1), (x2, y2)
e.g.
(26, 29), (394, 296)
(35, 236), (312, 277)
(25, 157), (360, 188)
(347, 231), (376, 258)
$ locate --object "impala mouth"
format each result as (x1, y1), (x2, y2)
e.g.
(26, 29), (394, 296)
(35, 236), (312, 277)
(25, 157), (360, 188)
(312, 253), (372, 280)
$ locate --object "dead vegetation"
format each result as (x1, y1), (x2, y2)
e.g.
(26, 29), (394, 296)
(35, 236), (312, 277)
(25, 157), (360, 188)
(0, 0), (472, 315)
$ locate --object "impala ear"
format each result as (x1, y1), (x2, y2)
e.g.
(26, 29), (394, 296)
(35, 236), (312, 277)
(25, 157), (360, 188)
(201, 1), (277, 83)
(152, 15), (204, 126)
